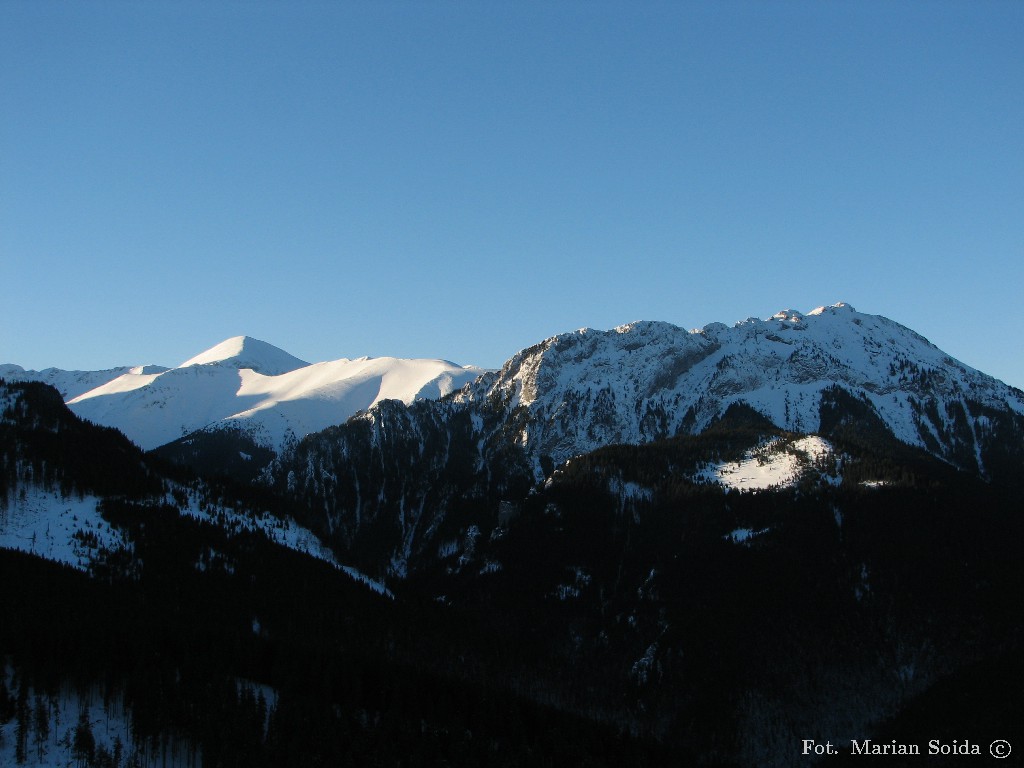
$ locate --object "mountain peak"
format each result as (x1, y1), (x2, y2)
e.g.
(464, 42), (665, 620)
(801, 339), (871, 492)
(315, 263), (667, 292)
(178, 336), (310, 376)
(807, 301), (856, 316)
(771, 309), (806, 324)
(454, 302), (1024, 477)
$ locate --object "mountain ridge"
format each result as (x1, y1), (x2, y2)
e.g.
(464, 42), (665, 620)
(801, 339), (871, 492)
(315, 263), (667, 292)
(261, 302), (1024, 579)
(451, 301), (1023, 479)
(4, 303), (1022, 480)
(4, 337), (488, 451)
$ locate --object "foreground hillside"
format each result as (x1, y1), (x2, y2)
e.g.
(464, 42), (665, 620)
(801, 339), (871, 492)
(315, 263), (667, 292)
(1, 378), (669, 766)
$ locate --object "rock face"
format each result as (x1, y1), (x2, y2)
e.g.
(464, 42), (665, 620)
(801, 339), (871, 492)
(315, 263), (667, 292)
(453, 303), (1023, 478)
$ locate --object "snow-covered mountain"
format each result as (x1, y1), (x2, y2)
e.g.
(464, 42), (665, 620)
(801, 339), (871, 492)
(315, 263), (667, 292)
(6, 304), (1022, 480)
(177, 334), (311, 374)
(267, 302), (1024, 577)
(455, 302), (1024, 478)
(5, 336), (486, 451)
(0, 362), (169, 400)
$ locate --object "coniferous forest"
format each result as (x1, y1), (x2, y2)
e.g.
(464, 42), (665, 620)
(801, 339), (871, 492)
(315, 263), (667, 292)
(1, 377), (1022, 767)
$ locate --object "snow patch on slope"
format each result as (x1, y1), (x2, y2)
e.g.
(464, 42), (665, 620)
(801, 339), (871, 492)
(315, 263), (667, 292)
(0, 672), (255, 768)
(170, 485), (393, 597)
(726, 527), (771, 544)
(696, 436), (834, 491)
(0, 488), (130, 570)
(0, 483), (391, 598)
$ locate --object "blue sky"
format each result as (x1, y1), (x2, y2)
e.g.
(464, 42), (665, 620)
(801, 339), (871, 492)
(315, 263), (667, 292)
(2, 1), (1022, 388)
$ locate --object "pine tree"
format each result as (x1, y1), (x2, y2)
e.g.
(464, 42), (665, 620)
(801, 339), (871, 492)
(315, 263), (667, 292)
(14, 679), (28, 765)
(0, 672), (14, 722)
(33, 695), (49, 762)
(72, 708), (95, 768)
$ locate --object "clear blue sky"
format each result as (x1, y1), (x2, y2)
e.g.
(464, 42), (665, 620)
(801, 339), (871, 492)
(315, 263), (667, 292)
(2, 1), (1022, 388)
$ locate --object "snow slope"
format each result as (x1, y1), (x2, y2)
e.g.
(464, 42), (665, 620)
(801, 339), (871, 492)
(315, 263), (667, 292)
(0, 674), (181, 768)
(0, 363), (167, 400)
(178, 334), (309, 374)
(0, 667), (268, 768)
(0, 488), (129, 570)
(0, 483), (392, 597)
(696, 435), (835, 491)
(43, 337), (486, 451)
(0, 483), (331, 576)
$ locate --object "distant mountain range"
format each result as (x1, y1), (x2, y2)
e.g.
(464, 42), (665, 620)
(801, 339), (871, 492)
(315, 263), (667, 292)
(2, 335), (485, 451)
(4, 303), (1022, 481)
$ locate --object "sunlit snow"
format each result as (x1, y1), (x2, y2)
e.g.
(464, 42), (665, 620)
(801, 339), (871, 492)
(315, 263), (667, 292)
(0, 488), (129, 570)
(696, 436), (833, 491)
(59, 337), (487, 450)
(456, 302), (1024, 473)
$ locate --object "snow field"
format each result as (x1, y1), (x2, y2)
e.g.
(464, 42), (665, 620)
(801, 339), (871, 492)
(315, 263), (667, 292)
(695, 436), (834, 491)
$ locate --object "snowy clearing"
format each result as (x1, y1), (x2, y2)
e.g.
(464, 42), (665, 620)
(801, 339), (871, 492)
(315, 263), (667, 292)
(695, 436), (834, 491)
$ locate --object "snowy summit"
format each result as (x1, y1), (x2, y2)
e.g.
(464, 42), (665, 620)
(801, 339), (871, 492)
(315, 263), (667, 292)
(177, 335), (311, 375)
(5, 337), (486, 452)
